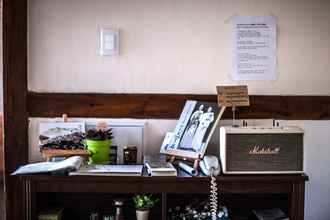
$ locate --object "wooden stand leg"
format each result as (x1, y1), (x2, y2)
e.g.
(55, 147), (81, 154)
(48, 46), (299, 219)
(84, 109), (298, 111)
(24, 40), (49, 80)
(169, 156), (175, 163)
(193, 159), (200, 170)
(169, 155), (200, 172)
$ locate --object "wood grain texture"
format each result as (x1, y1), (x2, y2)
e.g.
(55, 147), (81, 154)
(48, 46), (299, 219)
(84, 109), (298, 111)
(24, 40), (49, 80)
(28, 92), (216, 119)
(0, 184), (3, 220)
(3, 0), (29, 220)
(0, 114), (3, 220)
(0, 114), (3, 179)
(28, 92), (330, 120)
(41, 149), (90, 162)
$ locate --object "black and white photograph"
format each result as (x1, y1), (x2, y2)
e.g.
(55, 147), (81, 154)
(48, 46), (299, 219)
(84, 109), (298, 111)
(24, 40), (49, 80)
(161, 100), (224, 159)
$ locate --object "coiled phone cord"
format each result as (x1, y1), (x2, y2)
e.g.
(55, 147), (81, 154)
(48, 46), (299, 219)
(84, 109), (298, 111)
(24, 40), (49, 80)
(210, 168), (218, 220)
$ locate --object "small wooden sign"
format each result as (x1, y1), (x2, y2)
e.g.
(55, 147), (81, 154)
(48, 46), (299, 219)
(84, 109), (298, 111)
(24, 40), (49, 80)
(217, 85), (250, 107)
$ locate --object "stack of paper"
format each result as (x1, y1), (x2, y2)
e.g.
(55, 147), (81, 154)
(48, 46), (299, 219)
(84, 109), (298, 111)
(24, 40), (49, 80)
(69, 164), (143, 176)
(145, 162), (177, 177)
(11, 156), (84, 175)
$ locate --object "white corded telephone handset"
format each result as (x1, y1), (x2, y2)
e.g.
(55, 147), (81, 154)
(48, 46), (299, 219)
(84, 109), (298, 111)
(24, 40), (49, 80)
(200, 155), (221, 220)
(199, 155), (221, 176)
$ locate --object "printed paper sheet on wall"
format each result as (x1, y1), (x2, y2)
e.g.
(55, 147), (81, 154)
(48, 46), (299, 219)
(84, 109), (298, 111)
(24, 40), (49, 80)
(232, 16), (277, 81)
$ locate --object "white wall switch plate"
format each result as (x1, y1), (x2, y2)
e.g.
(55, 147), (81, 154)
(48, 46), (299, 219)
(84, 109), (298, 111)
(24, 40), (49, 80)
(100, 28), (119, 56)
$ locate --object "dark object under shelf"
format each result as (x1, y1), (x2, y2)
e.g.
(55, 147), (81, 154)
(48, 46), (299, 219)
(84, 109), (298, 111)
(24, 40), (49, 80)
(252, 208), (288, 220)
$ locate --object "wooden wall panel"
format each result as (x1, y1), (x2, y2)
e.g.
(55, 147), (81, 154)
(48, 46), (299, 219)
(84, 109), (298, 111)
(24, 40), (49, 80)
(28, 92), (330, 120)
(0, 114), (3, 179)
(28, 92), (215, 119)
(3, 1), (29, 220)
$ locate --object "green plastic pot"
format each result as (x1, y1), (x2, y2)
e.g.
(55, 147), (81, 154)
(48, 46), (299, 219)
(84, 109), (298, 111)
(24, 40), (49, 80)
(86, 139), (111, 164)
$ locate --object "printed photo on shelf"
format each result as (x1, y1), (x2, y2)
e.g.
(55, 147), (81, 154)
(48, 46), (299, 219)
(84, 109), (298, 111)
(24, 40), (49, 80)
(39, 122), (85, 144)
(38, 122), (86, 156)
(160, 100), (225, 159)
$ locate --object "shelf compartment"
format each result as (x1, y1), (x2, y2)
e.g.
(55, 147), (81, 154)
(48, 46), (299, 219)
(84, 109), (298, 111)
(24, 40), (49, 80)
(166, 193), (289, 220)
(36, 192), (162, 220)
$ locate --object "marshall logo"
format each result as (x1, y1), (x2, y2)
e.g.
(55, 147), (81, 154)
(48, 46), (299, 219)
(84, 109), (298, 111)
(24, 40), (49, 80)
(249, 146), (281, 155)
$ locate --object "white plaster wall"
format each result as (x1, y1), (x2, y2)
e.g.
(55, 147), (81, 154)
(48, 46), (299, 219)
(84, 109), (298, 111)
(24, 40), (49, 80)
(28, 0), (330, 95)
(279, 120), (330, 220)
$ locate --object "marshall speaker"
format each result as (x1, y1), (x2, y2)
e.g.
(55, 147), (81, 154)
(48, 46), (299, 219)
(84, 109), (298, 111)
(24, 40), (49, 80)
(220, 126), (304, 174)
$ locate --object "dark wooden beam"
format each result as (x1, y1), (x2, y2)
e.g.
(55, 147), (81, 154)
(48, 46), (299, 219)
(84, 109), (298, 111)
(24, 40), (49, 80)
(28, 92), (216, 119)
(28, 92), (330, 120)
(3, 0), (29, 220)
(236, 95), (330, 120)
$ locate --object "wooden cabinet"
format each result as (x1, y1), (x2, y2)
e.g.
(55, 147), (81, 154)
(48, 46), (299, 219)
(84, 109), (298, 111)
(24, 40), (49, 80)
(22, 173), (308, 220)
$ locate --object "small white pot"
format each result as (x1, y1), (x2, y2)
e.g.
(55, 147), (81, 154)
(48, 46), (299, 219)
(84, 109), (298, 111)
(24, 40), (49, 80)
(136, 209), (149, 220)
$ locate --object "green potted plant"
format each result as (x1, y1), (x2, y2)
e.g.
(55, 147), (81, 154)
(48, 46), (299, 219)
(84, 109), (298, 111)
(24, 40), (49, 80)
(133, 194), (159, 220)
(85, 127), (113, 164)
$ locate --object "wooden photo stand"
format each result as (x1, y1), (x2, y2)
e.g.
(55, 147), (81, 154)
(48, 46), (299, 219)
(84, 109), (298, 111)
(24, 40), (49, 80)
(169, 154), (202, 170)
(163, 104), (227, 173)
(40, 114), (90, 161)
(42, 149), (90, 162)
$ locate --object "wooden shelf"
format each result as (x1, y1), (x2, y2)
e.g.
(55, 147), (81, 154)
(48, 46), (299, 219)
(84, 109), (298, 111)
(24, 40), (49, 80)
(23, 173), (308, 193)
(22, 173), (308, 220)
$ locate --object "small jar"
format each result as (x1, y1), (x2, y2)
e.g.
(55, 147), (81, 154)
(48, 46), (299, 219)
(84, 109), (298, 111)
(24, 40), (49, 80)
(103, 214), (114, 220)
(109, 145), (118, 164)
(90, 212), (99, 220)
(123, 146), (137, 164)
(114, 199), (124, 220)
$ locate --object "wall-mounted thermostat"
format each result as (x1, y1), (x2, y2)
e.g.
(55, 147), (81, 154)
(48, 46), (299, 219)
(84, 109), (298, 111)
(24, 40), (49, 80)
(100, 28), (119, 56)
